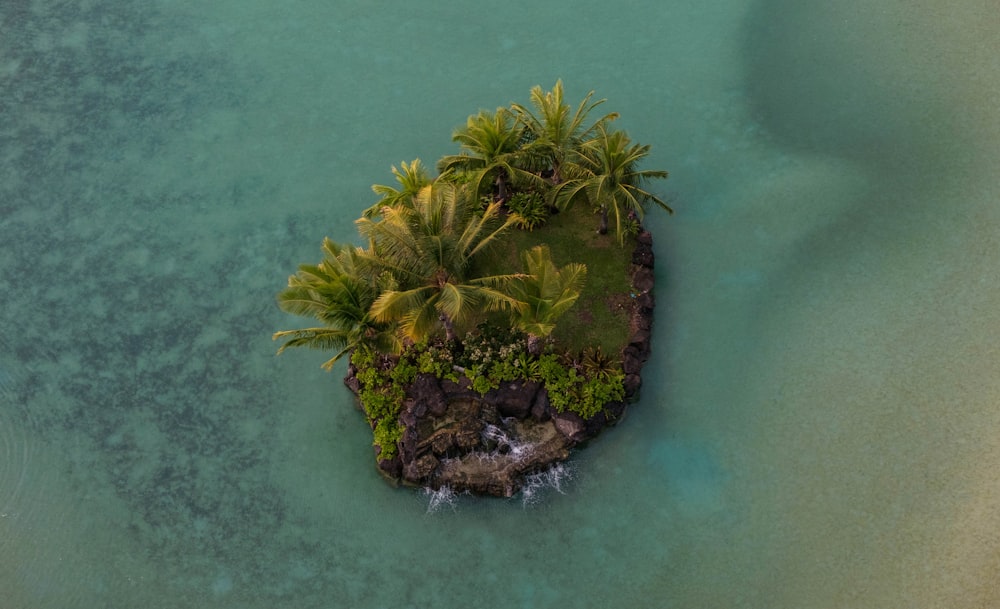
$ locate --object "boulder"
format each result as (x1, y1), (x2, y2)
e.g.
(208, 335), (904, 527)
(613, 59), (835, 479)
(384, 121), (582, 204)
(430, 418), (573, 496)
(407, 373), (447, 417)
(632, 266), (655, 295)
(632, 239), (655, 268)
(622, 345), (646, 375)
(623, 374), (643, 399)
(377, 452), (403, 480)
(604, 400), (628, 421)
(552, 411), (587, 443)
(530, 388), (551, 422)
(634, 291), (655, 314)
(403, 453), (439, 482)
(583, 410), (608, 438)
(490, 380), (539, 419)
(343, 365), (361, 395)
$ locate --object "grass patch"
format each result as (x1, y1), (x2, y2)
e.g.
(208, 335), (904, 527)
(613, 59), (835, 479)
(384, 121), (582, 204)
(478, 207), (634, 358)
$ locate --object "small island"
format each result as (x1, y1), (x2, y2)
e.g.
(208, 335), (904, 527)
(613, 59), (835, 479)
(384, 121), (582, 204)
(274, 82), (670, 497)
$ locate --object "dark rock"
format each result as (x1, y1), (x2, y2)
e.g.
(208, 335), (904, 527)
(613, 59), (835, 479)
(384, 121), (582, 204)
(400, 425), (420, 463)
(399, 409), (418, 429)
(344, 364), (361, 394)
(604, 400), (628, 421)
(584, 410), (608, 437)
(431, 431), (456, 454)
(623, 374), (643, 399)
(417, 398), (486, 457)
(622, 345), (647, 375)
(490, 380), (539, 419)
(634, 291), (655, 312)
(440, 376), (477, 402)
(629, 328), (652, 360)
(377, 453), (403, 479)
(430, 418), (573, 496)
(552, 411), (587, 443)
(632, 266), (655, 295)
(632, 241), (655, 268)
(530, 388), (551, 422)
(403, 453), (439, 482)
(630, 311), (653, 336)
(407, 373), (447, 417)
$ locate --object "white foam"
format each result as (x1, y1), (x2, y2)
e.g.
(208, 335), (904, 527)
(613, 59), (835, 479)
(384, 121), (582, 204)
(520, 462), (573, 508)
(423, 485), (461, 514)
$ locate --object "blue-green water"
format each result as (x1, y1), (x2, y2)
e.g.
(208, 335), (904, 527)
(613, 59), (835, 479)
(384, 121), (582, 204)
(2, 1), (999, 607)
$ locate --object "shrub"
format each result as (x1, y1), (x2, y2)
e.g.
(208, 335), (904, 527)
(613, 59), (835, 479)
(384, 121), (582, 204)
(351, 346), (406, 459)
(507, 191), (549, 230)
(537, 353), (624, 419)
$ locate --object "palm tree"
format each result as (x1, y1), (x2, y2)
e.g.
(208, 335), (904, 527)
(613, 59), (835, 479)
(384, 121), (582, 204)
(511, 80), (619, 185)
(510, 245), (588, 354)
(552, 127), (672, 243)
(437, 107), (545, 203)
(355, 180), (526, 343)
(273, 238), (400, 369)
(362, 159), (432, 218)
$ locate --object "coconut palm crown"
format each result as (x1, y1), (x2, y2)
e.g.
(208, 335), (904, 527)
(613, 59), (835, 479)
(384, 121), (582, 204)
(510, 245), (588, 353)
(273, 238), (400, 369)
(362, 159), (432, 218)
(436, 107), (546, 203)
(511, 80), (619, 185)
(553, 126), (671, 243)
(355, 180), (527, 343)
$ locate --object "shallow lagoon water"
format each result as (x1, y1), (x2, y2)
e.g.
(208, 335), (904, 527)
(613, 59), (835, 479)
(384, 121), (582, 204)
(2, 1), (999, 607)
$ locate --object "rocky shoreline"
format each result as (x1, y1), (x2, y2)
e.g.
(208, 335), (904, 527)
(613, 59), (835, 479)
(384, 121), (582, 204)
(344, 230), (657, 497)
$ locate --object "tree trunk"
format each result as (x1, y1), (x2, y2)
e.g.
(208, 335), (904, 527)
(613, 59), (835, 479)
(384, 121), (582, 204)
(439, 313), (457, 342)
(527, 333), (542, 356)
(495, 172), (509, 203)
(598, 206), (609, 235)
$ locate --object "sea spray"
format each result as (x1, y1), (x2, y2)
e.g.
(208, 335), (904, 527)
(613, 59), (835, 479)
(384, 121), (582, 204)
(520, 462), (573, 507)
(424, 485), (461, 513)
(481, 419), (533, 462)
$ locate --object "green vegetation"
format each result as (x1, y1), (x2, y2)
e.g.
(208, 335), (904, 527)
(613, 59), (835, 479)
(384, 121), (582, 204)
(274, 82), (669, 456)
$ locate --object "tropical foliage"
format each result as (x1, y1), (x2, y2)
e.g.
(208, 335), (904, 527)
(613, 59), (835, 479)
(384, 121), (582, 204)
(510, 244), (587, 352)
(552, 126), (672, 243)
(436, 107), (546, 203)
(273, 238), (398, 369)
(356, 180), (525, 343)
(363, 159), (432, 218)
(274, 82), (670, 448)
(511, 79), (619, 185)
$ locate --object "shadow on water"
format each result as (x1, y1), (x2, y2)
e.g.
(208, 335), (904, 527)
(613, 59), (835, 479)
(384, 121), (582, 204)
(725, 2), (1000, 606)
(742, 0), (999, 171)
(737, 0), (1000, 304)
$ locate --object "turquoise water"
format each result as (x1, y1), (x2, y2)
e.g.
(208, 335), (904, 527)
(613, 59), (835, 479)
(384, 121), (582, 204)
(2, 1), (999, 607)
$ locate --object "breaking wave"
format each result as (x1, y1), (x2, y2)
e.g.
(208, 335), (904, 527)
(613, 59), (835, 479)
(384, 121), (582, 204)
(520, 462), (573, 507)
(424, 485), (462, 514)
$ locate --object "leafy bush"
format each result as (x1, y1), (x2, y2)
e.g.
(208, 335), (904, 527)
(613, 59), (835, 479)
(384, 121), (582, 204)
(507, 191), (549, 230)
(456, 324), (528, 370)
(350, 322), (624, 455)
(351, 346), (406, 459)
(537, 353), (624, 419)
(414, 341), (460, 382)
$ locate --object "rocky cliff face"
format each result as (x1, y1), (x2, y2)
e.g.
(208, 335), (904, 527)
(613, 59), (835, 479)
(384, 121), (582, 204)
(345, 230), (657, 497)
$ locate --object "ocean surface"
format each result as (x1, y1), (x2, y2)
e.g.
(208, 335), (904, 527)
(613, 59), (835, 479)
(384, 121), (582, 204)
(2, 1), (998, 607)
